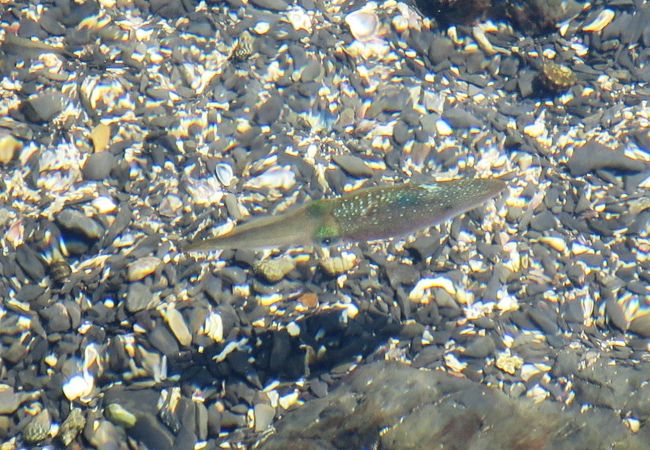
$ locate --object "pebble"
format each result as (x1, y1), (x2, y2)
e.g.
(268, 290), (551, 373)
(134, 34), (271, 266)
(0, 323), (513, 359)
(40, 303), (71, 332)
(56, 209), (104, 240)
(126, 283), (159, 313)
(127, 256), (162, 281)
(58, 408), (86, 446)
(20, 92), (65, 122)
(0, 133), (21, 164)
(23, 409), (51, 443)
(15, 245), (46, 281)
(254, 257), (296, 282)
(165, 308), (192, 347)
(538, 60), (577, 92)
(254, 403), (275, 432)
(86, 420), (124, 450)
(628, 315), (650, 337)
(428, 37), (454, 65)
(442, 108), (482, 129)
(106, 403), (138, 428)
(462, 336), (496, 358)
(0, 387), (33, 414)
(255, 94), (284, 124)
(83, 151), (116, 180)
(90, 123), (111, 152)
(567, 140), (646, 176)
(320, 252), (357, 276)
(332, 154), (374, 178)
(250, 0), (289, 11)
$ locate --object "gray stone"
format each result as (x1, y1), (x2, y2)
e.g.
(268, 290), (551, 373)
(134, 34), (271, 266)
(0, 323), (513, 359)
(250, 0), (288, 11)
(83, 152), (116, 180)
(56, 209), (104, 240)
(260, 361), (647, 450)
(20, 92), (65, 122)
(332, 154), (373, 178)
(567, 140), (646, 176)
(126, 282), (158, 313)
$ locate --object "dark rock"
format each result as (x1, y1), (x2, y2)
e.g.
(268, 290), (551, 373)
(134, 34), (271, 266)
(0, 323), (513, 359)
(126, 282), (158, 313)
(567, 140), (646, 176)
(463, 336), (496, 358)
(56, 209), (104, 240)
(428, 37), (454, 65)
(255, 94), (283, 125)
(250, 0), (289, 11)
(442, 108), (482, 129)
(40, 303), (71, 332)
(261, 360), (646, 450)
(20, 92), (65, 123)
(332, 154), (373, 178)
(15, 245), (46, 281)
(83, 152), (116, 180)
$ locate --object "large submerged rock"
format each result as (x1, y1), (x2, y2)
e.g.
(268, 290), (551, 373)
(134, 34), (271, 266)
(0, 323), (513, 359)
(259, 360), (648, 450)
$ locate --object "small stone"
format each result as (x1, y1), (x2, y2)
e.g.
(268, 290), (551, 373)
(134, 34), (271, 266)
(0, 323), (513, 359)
(320, 252), (357, 276)
(538, 60), (577, 92)
(56, 209), (104, 240)
(250, 0), (288, 11)
(106, 403), (137, 428)
(332, 154), (374, 178)
(442, 108), (482, 129)
(254, 257), (296, 282)
(86, 420), (122, 449)
(428, 37), (454, 65)
(0, 133), (21, 164)
(255, 94), (283, 125)
(567, 140), (646, 176)
(301, 58), (321, 83)
(298, 292), (319, 308)
(83, 151), (115, 180)
(40, 303), (71, 332)
(254, 403), (275, 432)
(127, 256), (162, 281)
(149, 324), (181, 357)
(63, 374), (94, 401)
(495, 352), (523, 375)
(393, 120), (410, 145)
(58, 408), (86, 446)
(0, 387), (31, 414)
(15, 245), (46, 281)
(90, 123), (111, 152)
(463, 336), (496, 358)
(20, 91), (65, 122)
(23, 409), (51, 443)
(629, 315), (650, 338)
(219, 267), (247, 284)
(164, 307), (192, 347)
(126, 282), (159, 313)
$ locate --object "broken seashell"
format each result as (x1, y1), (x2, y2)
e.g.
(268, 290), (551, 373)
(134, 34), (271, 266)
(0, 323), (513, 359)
(345, 6), (381, 42)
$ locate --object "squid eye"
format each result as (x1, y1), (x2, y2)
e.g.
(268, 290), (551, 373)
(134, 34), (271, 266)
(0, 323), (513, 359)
(320, 236), (339, 246)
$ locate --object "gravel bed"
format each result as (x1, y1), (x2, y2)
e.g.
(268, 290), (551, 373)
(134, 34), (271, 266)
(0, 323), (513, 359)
(0, 0), (648, 448)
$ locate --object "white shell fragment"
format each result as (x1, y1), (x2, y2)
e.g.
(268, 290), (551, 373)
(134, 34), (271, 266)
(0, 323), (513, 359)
(62, 373), (94, 402)
(345, 7), (380, 42)
(215, 163), (235, 186)
(202, 312), (224, 343)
